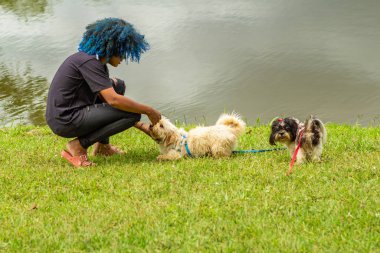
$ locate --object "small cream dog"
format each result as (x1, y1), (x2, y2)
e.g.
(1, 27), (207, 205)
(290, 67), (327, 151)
(150, 113), (246, 160)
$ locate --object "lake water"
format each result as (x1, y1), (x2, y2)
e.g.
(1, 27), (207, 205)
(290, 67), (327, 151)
(1, 0), (380, 126)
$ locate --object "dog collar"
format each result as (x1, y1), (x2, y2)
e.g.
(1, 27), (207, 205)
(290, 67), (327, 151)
(176, 135), (186, 152)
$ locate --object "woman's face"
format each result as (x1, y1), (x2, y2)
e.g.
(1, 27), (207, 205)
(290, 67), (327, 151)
(109, 56), (123, 67)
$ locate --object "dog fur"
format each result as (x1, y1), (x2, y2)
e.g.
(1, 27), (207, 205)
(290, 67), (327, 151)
(150, 113), (246, 161)
(296, 115), (327, 163)
(269, 117), (303, 156)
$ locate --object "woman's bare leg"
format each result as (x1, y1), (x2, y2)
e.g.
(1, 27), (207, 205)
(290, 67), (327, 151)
(66, 138), (87, 156)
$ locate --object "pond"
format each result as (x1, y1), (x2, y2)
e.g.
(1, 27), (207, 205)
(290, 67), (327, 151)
(1, 0), (380, 126)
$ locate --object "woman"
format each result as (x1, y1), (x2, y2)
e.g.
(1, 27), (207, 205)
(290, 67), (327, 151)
(45, 18), (161, 167)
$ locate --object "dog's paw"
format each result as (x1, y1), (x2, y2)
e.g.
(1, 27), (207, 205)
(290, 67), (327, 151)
(157, 153), (181, 161)
(156, 155), (174, 161)
(311, 156), (322, 163)
(156, 155), (167, 161)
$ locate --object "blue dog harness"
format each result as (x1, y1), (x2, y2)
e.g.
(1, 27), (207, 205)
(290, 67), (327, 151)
(178, 135), (193, 157)
(184, 140), (193, 157)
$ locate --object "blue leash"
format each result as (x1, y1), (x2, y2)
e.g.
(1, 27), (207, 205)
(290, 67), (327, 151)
(180, 134), (285, 156)
(232, 147), (286, 154)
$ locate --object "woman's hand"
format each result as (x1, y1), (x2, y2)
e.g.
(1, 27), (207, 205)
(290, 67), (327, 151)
(146, 107), (161, 125)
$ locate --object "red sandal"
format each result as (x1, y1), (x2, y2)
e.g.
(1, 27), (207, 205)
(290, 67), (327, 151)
(60, 150), (95, 167)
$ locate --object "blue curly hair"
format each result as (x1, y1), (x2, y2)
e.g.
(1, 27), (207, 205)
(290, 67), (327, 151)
(78, 18), (149, 63)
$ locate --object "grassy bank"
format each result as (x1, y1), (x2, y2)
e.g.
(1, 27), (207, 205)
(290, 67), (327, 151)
(0, 123), (379, 252)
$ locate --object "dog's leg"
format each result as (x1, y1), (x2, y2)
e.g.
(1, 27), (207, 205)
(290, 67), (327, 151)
(311, 151), (322, 162)
(286, 143), (295, 158)
(296, 149), (305, 164)
(210, 146), (232, 158)
(157, 150), (181, 161)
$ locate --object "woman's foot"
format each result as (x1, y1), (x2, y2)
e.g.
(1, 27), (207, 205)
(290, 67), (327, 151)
(67, 138), (87, 156)
(62, 138), (94, 167)
(92, 143), (126, 156)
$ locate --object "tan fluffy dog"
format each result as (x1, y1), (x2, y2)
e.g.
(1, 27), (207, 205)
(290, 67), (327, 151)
(150, 113), (246, 161)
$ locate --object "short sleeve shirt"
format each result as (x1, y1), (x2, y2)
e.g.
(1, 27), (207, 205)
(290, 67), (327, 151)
(45, 52), (113, 131)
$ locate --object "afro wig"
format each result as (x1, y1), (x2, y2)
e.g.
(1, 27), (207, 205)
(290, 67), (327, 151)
(78, 18), (149, 63)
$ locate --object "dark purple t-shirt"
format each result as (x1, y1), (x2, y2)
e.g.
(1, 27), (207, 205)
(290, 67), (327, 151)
(45, 52), (113, 133)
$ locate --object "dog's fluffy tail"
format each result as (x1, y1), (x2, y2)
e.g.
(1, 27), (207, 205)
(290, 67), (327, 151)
(302, 115), (327, 147)
(216, 112), (246, 136)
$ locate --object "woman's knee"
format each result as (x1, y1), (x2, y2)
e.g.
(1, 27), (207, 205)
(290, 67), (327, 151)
(132, 113), (142, 122)
(112, 78), (126, 95)
(49, 125), (76, 138)
(117, 113), (141, 130)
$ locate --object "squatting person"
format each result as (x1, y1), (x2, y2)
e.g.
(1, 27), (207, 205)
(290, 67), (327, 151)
(45, 17), (160, 167)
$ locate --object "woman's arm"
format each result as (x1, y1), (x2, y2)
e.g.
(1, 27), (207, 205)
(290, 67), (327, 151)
(134, 121), (152, 136)
(99, 87), (161, 125)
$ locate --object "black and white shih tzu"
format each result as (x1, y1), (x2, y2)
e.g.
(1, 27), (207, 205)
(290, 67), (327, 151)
(269, 117), (303, 157)
(269, 116), (327, 163)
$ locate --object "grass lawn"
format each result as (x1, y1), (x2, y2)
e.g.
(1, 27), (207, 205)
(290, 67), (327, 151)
(0, 123), (379, 252)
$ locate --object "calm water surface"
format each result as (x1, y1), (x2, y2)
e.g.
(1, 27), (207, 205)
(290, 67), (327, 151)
(1, 0), (380, 126)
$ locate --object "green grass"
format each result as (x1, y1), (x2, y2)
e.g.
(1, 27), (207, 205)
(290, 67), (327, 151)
(0, 124), (379, 252)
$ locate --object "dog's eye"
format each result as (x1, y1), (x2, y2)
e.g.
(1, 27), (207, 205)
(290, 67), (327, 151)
(160, 124), (164, 128)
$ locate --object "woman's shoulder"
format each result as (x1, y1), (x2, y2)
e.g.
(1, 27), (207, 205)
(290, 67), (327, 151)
(67, 51), (97, 64)
(56, 52), (104, 76)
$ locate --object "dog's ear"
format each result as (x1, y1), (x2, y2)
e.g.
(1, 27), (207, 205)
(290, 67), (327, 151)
(269, 121), (278, 145)
(163, 133), (177, 147)
(289, 120), (299, 141)
(312, 133), (320, 146)
(269, 133), (276, 145)
(312, 119), (321, 130)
